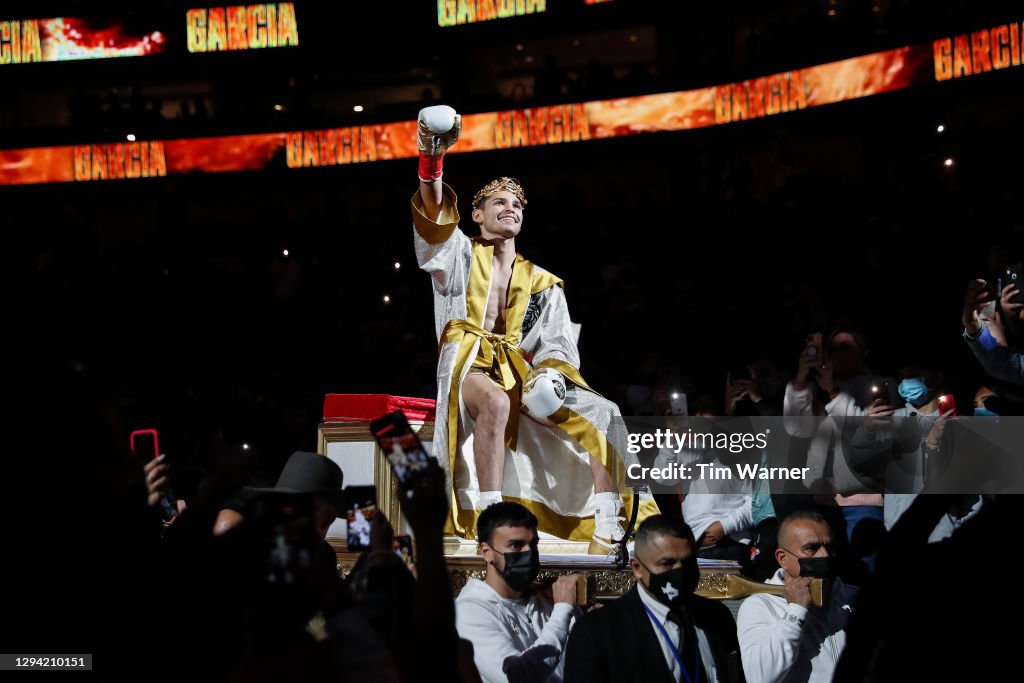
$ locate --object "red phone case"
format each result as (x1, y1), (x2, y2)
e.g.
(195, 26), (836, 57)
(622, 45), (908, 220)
(938, 394), (957, 416)
(130, 428), (160, 459)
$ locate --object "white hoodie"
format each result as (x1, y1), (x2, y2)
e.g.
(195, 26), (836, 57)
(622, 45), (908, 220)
(736, 569), (858, 683)
(455, 577), (577, 683)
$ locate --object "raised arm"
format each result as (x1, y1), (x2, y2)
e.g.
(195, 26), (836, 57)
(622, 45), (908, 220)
(417, 105), (461, 221)
(963, 279), (1024, 385)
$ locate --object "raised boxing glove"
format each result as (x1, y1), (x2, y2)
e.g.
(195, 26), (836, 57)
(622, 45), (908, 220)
(417, 105), (461, 181)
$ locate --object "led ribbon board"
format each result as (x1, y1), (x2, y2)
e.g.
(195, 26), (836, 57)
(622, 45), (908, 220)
(186, 3), (299, 52)
(0, 17), (165, 63)
(1, 20), (1021, 185)
(437, 0), (547, 27)
(0, 4), (298, 64)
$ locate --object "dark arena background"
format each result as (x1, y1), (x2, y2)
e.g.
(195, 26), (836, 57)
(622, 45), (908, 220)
(2, 0), (1022, 679)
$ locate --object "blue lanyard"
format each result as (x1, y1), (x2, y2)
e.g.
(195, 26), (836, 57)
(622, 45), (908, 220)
(643, 604), (701, 683)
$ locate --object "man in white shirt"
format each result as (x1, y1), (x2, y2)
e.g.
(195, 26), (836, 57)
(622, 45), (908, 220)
(736, 511), (858, 683)
(650, 437), (754, 563)
(683, 475), (754, 562)
(456, 502), (581, 683)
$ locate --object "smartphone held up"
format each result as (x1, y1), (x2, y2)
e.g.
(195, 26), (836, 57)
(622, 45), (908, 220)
(370, 411), (432, 490)
(345, 485), (377, 551)
(870, 380), (892, 406)
(1004, 264), (1024, 305)
(130, 428), (160, 462)
(669, 392), (688, 416)
(131, 428), (179, 523)
(938, 394), (957, 417)
(804, 333), (823, 380)
(394, 534), (415, 568)
(805, 336), (820, 359)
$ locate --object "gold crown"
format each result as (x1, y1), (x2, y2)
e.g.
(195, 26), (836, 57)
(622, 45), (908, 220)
(472, 177), (528, 208)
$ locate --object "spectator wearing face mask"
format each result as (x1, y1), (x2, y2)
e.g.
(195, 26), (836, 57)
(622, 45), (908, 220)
(973, 385), (1024, 416)
(563, 515), (743, 683)
(885, 368), (948, 491)
(736, 511), (857, 683)
(847, 367), (979, 543)
(455, 502), (582, 683)
(974, 386), (1001, 416)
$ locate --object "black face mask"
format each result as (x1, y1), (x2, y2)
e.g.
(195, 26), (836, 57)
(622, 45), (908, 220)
(797, 556), (836, 580)
(638, 559), (699, 609)
(491, 547), (540, 593)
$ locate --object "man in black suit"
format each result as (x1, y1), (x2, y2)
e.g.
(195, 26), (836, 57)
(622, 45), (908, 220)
(563, 515), (744, 683)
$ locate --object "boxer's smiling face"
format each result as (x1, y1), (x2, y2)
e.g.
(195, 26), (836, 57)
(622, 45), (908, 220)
(473, 191), (523, 240)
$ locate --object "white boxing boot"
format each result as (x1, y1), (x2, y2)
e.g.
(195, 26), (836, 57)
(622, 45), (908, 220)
(589, 492), (626, 556)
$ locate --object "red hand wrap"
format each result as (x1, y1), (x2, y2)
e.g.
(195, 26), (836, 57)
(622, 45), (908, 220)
(418, 152), (444, 181)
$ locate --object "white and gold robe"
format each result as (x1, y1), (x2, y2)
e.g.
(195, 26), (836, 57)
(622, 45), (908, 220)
(412, 184), (658, 541)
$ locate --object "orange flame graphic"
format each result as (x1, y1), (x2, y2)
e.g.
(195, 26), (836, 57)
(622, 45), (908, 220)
(40, 18), (165, 61)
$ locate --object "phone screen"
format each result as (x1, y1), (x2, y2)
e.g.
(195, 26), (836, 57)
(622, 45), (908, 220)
(370, 412), (432, 487)
(394, 534), (415, 568)
(345, 486), (377, 550)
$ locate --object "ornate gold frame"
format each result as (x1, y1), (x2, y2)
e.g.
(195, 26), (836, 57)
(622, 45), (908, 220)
(318, 419), (737, 599)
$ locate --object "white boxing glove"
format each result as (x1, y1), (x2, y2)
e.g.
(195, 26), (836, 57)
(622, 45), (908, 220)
(522, 367), (567, 418)
(417, 105), (461, 181)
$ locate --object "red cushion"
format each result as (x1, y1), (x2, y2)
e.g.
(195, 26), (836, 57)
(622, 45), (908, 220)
(322, 394), (437, 423)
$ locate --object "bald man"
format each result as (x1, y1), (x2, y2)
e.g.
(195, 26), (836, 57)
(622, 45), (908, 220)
(736, 511), (859, 683)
